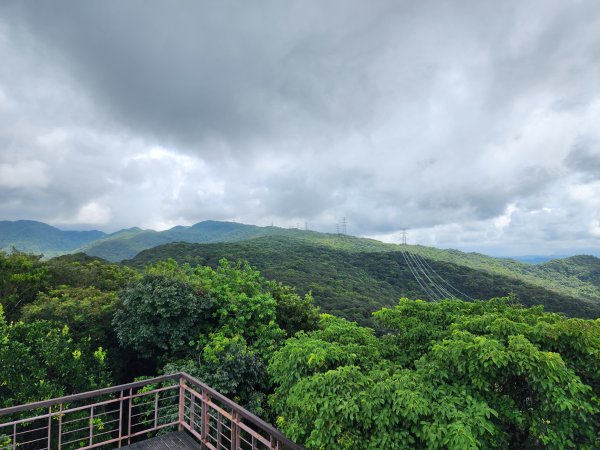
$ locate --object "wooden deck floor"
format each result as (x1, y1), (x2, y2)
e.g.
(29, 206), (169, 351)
(122, 431), (200, 449)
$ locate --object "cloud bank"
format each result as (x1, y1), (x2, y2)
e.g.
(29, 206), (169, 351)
(1, 0), (599, 255)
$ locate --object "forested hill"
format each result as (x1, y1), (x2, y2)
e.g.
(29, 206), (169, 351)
(540, 255), (600, 288)
(0, 220), (105, 256)
(124, 236), (600, 324)
(404, 246), (600, 303)
(78, 220), (375, 261)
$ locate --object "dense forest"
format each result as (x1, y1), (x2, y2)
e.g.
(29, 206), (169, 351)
(126, 237), (600, 325)
(1, 248), (599, 449)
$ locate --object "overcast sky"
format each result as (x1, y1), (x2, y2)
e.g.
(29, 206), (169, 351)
(1, 1), (599, 256)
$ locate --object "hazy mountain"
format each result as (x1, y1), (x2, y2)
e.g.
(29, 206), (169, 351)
(0, 220), (105, 257)
(77, 220), (383, 261)
(506, 255), (568, 264)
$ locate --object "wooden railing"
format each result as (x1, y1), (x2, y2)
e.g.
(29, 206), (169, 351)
(0, 373), (303, 450)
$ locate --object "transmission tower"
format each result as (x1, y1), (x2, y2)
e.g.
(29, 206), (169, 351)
(401, 228), (408, 245)
(341, 217), (347, 235)
(305, 222), (308, 231)
(336, 223), (340, 234)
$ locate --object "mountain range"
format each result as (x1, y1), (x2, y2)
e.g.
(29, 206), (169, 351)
(2, 219), (600, 322)
(0, 220), (105, 256)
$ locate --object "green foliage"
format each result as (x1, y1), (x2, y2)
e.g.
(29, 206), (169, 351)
(270, 299), (600, 449)
(0, 249), (50, 321)
(191, 259), (285, 357)
(3, 237), (600, 450)
(0, 304), (111, 407)
(113, 271), (214, 362)
(46, 254), (140, 291)
(269, 282), (320, 337)
(144, 259), (311, 414)
(164, 333), (268, 414)
(540, 255), (600, 291)
(21, 286), (118, 344)
(112, 258), (314, 380)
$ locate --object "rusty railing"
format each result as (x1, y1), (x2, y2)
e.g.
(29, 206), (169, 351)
(0, 372), (303, 450)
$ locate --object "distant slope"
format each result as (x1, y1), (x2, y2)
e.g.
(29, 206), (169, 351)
(540, 255), (600, 289)
(79, 220), (391, 262)
(124, 236), (600, 324)
(0, 220), (105, 257)
(404, 246), (600, 304)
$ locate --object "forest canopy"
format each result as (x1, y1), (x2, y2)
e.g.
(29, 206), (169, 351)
(1, 249), (599, 449)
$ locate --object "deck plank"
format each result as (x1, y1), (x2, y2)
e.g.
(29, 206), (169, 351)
(122, 431), (200, 449)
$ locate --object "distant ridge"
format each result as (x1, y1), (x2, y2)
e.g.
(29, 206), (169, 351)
(77, 220), (346, 261)
(0, 220), (105, 256)
(507, 255), (568, 264)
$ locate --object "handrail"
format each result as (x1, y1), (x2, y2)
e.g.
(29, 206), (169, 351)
(0, 373), (179, 417)
(180, 373), (302, 449)
(0, 372), (305, 450)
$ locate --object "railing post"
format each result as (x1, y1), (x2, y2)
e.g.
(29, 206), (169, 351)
(178, 377), (186, 431)
(12, 423), (16, 450)
(47, 406), (52, 450)
(231, 410), (238, 450)
(217, 412), (222, 449)
(189, 393), (195, 432)
(200, 390), (208, 443)
(89, 406), (94, 446)
(118, 390), (123, 448)
(58, 404), (63, 450)
(154, 391), (159, 429)
(127, 388), (133, 445)
(270, 435), (279, 450)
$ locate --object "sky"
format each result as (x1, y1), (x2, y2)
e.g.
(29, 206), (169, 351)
(0, 0), (599, 257)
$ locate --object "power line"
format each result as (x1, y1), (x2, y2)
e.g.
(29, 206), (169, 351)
(405, 250), (447, 301)
(398, 228), (475, 302)
(412, 252), (475, 301)
(401, 248), (439, 301)
(408, 251), (455, 300)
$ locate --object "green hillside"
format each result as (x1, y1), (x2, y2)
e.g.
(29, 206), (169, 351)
(0, 220), (105, 257)
(115, 224), (600, 311)
(540, 255), (600, 288)
(124, 236), (600, 324)
(405, 246), (600, 302)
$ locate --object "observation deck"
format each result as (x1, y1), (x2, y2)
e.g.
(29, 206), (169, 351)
(0, 372), (303, 450)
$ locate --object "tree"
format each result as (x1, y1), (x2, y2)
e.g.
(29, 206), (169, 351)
(164, 332), (268, 415)
(21, 286), (118, 345)
(113, 273), (214, 363)
(268, 281), (320, 337)
(46, 255), (140, 291)
(269, 299), (600, 449)
(0, 304), (111, 407)
(0, 249), (49, 321)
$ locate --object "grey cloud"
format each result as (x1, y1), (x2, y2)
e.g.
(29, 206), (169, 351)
(565, 141), (600, 180)
(1, 1), (600, 255)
